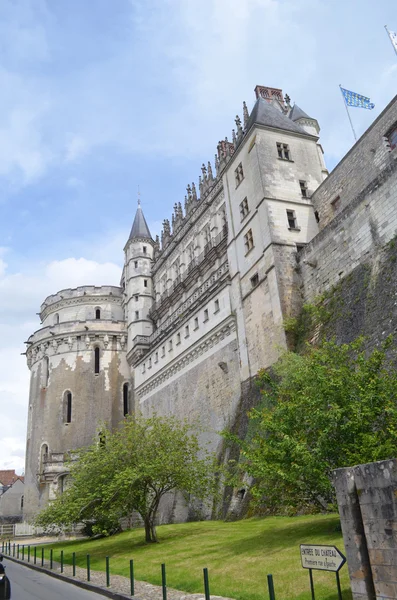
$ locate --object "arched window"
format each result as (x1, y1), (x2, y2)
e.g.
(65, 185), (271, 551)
(64, 391), (72, 423)
(95, 308), (101, 320)
(94, 347), (100, 374)
(123, 383), (129, 417)
(54, 313), (60, 325)
(40, 443), (49, 473)
(42, 356), (49, 388)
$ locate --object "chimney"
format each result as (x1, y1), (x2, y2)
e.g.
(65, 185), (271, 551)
(254, 85), (284, 103)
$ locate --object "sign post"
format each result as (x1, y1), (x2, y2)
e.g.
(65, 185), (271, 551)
(300, 544), (346, 600)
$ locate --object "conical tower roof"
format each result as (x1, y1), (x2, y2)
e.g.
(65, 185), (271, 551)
(127, 201), (152, 242)
(289, 104), (312, 122)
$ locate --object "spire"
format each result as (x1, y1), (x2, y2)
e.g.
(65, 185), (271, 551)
(127, 199), (152, 242)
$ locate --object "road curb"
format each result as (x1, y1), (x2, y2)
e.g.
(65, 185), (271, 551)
(3, 554), (135, 600)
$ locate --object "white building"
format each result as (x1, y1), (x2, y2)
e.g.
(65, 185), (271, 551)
(23, 84), (328, 520)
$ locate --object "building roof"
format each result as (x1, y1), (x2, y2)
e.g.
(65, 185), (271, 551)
(128, 202), (152, 242)
(289, 104), (312, 122)
(246, 98), (313, 136)
(0, 470), (23, 486)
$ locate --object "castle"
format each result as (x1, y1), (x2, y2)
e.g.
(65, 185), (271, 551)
(23, 85), (397, 521)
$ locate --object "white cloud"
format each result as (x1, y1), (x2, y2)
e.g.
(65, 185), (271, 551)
(65, 135), (89, 163)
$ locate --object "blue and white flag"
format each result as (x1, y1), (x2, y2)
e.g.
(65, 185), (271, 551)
(340, 87), (375, 110)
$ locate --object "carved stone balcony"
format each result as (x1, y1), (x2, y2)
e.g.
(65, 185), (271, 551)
(150, 225), (228, 322)
(127, 334), (151, 366)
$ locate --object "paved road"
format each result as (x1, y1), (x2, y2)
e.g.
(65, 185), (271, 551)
(3, 559), (107, 600)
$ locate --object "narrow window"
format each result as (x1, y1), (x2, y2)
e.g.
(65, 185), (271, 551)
(64, 391), (72, 423)
(169, 339), (173, 351)
(40, 444), (48, 473)
(142, 363), (146, 374)
(244, 229), (254, 254)
(277, 143), (283, 158)
(134, 261), (138, 268)
(314, 210), (320, 223)
(144, 279), (148, 288)
(299, 180), (308, 198)
(331, 195), (341, 212)
(239, 197), (249, 220)
(43, 356), (49, 387)
(250, 273), (259, 288)
(386, 125), (397, 150)
(185, 325), (190, 338)
(283, 144), (290, 160)
(176, 333), (181, 345)
(21, 495), (24, 510)
(194, 317), (199, 330)
(95, 308), (101, 320)
(154, 351), (159, 363)
(94, 347), (100, 374)
(54, 313), (59, 325)
(134, 295), (139, 302)
(234, 162), (244, 187)
(214, 299), (220, 313)
(123, 383), (129, 416)
(143, 246), (147, 254)
(287, 210), (299, 229)
(161, 345), (165, 357)
(135, 311), (139, 320)
(148, 357), (152, 368)
(203, 309), (209, 322)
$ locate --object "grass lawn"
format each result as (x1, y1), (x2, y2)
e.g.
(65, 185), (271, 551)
(34, 515), (352, 600)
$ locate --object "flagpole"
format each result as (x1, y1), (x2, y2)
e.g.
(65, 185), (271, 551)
(339, 85), (357, 142)
(385, 25), (397, 56)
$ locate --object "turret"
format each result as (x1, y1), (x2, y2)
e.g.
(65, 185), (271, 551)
(123, 201), (154, 365)
(23, 286), (129, 520)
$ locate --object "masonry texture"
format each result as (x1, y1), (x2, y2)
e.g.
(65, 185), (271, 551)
(334, 459), (397, 600)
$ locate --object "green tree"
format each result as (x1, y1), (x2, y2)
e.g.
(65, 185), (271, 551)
(230, 339), (397, 512)
(35, 415), (217, 542)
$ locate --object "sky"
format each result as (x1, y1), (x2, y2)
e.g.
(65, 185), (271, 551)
(0, 0), (396, 473)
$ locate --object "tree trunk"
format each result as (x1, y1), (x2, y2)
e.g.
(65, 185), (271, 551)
(144, 516), (158, 543)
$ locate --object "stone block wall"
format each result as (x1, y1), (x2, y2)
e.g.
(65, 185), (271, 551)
(334, 459), (397, 600)
(313, 95), (397, 228)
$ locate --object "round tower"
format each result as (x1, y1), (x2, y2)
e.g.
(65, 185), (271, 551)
(122, 201), (154, 365)
(23, 285), (130, 520)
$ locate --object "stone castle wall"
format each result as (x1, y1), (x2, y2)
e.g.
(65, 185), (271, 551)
(334, 459), (397, 600)
(297, 100), (397, 349)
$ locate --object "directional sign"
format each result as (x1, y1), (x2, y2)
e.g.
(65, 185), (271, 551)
(300, 545), (346, 572)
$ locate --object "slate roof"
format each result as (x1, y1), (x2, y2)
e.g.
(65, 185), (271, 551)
(289, 104), (312, 122)
(246, 98), (313, 136)
(128, 203), (152, 241)
(0, 470), (23, 486)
